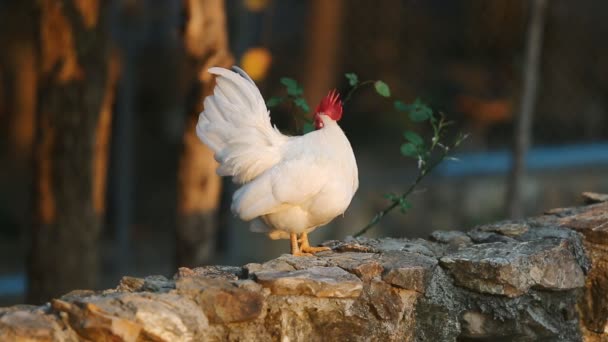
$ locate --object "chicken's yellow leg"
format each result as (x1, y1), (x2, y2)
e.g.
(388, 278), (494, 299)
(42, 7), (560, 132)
(299, 232), (331, 254)
(290, 233), (312, 256)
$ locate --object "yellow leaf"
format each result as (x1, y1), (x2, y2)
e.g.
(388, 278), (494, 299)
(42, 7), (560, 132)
(240, 47), (272, 81)
(244, 0), (271, 12)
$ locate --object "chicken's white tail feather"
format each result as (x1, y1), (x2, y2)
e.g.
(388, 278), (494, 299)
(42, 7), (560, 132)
(197, 67), (287, 183)
(232, 65), (255, 84)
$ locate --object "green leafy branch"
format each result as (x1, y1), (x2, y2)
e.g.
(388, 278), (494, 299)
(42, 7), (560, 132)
(343, 73), (467, 237)
(267, 74), (392, 134)
(266, 78), (315, 133)
(353, 106), (467, 237)
(343, 72), (391, 103)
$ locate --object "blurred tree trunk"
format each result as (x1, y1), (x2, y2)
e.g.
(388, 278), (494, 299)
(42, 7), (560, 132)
(176, 0), (233, 267)
(9, 42), (37, 158)
(27, 0), (118, 304)
(303, 0), (344, 107)
(0, 68), (3, 120)
(506, 0), (548, 219)
(0, 2), (38, 158)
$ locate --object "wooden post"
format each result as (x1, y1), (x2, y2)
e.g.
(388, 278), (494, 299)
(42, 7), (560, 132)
(27, 0), (118, 304)
(506, 0), (548, 219)
(176, 0), (233, 267)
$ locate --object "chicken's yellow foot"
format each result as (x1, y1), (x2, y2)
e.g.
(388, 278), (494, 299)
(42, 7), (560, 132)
(299, 232), (331, 254)
(290, 233), (312, 256)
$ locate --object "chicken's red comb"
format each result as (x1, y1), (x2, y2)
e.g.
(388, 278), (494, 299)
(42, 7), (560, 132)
(315, 89), (343, 121)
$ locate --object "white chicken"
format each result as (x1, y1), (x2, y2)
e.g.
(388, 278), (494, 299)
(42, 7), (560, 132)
(196, 66), (358, 256)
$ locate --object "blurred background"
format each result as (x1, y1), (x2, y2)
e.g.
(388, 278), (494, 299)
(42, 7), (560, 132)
(1, 0), (607, 306)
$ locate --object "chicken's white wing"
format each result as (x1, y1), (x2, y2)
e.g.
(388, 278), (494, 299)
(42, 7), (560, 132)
(231, 156), (330, 221)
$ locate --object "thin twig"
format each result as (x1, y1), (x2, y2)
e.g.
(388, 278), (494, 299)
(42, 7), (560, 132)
(343, 80), (375, 104)
(353, 150), (448, 238)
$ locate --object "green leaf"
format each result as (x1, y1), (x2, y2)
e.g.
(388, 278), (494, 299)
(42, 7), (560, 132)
(394, 100), (409, 112)
(409, 107), (432, 122)
(266, 96), (284, 108)
(403, 130), (424, 146)
(294, 97), (310, 113)
(281, 77), (304, 96)
(383, 193), (398, 201)
(345, 73), (359, 86)
(302, 122), (315, 134)
(374, 80), (391, 97)
(280, 77), (297, 89)
(287, 85), (303, 96)
(400, 143), (418, 157)
(399, 198), (412, 213)
(409, 98), (433, 122)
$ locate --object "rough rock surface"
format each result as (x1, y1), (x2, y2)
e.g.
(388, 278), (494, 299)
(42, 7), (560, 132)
(255, 266), (363, 298)
(557, 200), (608, 339)
(440, 238), (585, 297)
(2, 195), (608, 341)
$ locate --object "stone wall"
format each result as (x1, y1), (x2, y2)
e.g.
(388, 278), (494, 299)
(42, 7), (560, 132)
(1, 194), (607, 341)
